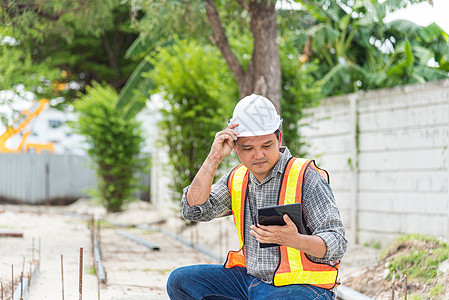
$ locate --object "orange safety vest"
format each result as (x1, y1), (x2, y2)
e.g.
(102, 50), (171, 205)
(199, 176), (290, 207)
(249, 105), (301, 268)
(224, 157), (340, 289)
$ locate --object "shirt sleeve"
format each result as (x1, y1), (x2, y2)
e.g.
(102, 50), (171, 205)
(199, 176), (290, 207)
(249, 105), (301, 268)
(181, 172), (232, 222)
(302, 166), (348, 262)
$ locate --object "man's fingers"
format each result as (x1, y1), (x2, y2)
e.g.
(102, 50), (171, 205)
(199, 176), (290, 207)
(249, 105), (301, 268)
(217, 133), (235, 143)
(216, 130), (238, 141)
(256, 224), (275, 231)
(251, 225), (270, 237)
(228, 122), (239, 130)
(283, 214), (293, 225)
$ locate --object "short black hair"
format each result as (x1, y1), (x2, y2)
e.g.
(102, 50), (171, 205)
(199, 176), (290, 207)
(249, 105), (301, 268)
(274, 129), (281, 140)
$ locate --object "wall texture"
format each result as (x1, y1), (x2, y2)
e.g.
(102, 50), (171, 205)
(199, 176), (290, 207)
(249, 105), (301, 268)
(0, 153), (96, 204)
(300, 79), (449, 245)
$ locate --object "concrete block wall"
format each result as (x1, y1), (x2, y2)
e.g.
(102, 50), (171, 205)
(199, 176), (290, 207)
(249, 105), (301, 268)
(300, 79), (449, 245)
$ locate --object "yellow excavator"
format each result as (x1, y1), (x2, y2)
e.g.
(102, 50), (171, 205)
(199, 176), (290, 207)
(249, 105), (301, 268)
(0, 99), (55, 154)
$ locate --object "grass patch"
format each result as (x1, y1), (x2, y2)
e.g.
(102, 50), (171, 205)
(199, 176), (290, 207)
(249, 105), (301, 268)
(382, 234), (449, 282)
(363, 241), (381, 250)
(87, 266), (97, 275)
(429, 283), (444, 298)
(143, 268), (173, 274)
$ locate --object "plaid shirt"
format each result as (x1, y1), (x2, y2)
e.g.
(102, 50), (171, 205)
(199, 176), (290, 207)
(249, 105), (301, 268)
(181, 147), (347, 285)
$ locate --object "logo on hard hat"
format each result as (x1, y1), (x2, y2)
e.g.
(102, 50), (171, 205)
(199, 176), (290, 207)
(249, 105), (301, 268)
(229, 94), (282, 137)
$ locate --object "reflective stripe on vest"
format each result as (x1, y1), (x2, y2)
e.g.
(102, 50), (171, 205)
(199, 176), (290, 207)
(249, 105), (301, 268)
(224, 158), (340, 289)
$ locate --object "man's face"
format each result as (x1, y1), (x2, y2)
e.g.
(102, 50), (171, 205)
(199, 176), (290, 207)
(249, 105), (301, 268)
(234, 133), (281, 183)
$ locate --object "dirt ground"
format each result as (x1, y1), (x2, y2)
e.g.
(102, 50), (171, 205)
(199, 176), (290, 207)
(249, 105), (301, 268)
(0, 199), (238, 300)
(342, 238), (449, 299)
(1, 198), (381, 300)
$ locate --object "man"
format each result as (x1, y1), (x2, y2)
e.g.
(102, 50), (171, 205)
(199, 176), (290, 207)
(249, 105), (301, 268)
(167, 94), (347, 299)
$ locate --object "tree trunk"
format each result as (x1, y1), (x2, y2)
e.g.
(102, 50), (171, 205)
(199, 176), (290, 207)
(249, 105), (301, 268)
(244, 0), (281, 113)
(205, 0), (281, 113)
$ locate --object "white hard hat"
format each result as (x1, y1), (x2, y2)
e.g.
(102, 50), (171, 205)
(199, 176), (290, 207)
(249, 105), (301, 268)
(229, 94), (282, 137)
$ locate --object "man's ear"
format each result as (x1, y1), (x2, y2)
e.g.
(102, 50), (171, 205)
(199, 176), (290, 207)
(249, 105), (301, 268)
(279, 131), (283, 146)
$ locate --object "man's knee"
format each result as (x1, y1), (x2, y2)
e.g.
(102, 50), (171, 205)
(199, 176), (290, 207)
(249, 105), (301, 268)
(167, 266), (185, 294)
(167, 265), (200, 297)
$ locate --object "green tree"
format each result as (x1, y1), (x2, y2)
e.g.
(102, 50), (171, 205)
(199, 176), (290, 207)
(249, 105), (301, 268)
(292, 0), (448, 96)
(147, 39), (238, 199)
(122, 0), (446, 159)
(127, 0), (282, 111)
(1, 1), (139, 102)
(0, 25), (61, 98)
(73, 82), (146, 212)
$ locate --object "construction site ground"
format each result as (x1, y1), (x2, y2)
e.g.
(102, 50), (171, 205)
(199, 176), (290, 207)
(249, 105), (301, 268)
(0, 199), (379, 300)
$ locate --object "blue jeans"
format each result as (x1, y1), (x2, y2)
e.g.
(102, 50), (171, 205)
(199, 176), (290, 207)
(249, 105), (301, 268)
(167, 264), (334, 300)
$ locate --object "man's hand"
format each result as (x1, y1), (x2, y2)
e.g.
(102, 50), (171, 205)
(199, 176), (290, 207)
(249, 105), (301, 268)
(250, 214), (299, 248)
(250, 214), (327, 259)
(209, 123), (239, 162)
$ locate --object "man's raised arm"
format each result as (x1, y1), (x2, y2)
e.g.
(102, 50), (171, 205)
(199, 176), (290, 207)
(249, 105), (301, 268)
(186, 123), (239, 207)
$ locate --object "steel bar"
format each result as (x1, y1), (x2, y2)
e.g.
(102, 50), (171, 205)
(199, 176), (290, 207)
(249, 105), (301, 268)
(12, 276), (28, 300)
(0, 232), (23, 238)
(337, 285), (374, 300)
(404, 273), (407, 300)
(12, 258), (39, 300)
(96, 261), (101, 300)
(28, 263), (31, 292)
(392, 270), (395, 300)
(38, 238), (41, 267)
(116, 230), (160, 251)
(61, 255), (65, 300)
(79, 248), (83, 300)
(92, 232), (106, 283)
(21, 258), (25, 276)
(11, 265), (13, 300)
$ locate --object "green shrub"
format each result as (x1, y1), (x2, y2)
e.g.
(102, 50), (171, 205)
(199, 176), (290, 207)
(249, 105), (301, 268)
(147, 38), (238, 200)
(73, 82), (146, 212)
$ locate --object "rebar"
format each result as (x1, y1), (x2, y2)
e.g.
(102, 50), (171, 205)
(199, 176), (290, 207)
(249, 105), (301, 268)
(21, 258), (25, 275)
(79, 248), (83, 300)
(28, 263), (31, 292)
(93, 232), (106, 283)
(392, 270), (395, 300)
(11, 265), (14, 300)
(404, 273), (407, 300)
(20, 273), (23, 298)
(96, 261), (100, 300)
(38, 237), (41, 268)
(61, 254), (65, 300)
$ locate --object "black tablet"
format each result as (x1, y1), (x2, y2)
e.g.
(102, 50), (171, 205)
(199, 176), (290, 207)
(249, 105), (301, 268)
(257, 203), (302, 248)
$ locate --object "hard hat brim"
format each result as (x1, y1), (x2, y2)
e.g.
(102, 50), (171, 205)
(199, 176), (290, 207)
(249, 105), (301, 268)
(229, 118), (282, 137)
